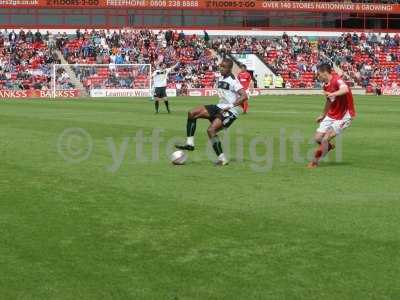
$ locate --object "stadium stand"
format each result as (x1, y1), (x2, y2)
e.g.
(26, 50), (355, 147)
(317, 32), (400, 91)
(214, 33), (400, 90)
(57, 29), (219, 91)
(213, 35), (320, 88)
(0, 30), (60, 92)
(0, 29), (398, 93)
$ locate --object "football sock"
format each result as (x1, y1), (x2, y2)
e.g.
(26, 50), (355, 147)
(164, 100), (170, 113)
(314, 145), (323, 160)
(211, 136), (223, 156)
(186, 119), (197, 138)
(243, 101), (249, 113)
(218, 153), (227, 162)
(314, 142), (334, 160)
(186, 137), (194, 147)
(155, 101), (159, 113)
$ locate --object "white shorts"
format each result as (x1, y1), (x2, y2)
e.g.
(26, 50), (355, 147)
(317, 112), (353, 135)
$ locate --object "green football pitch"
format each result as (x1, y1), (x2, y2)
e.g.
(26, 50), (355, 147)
(0, 95), (399, 299)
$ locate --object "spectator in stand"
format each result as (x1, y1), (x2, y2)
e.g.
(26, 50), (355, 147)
(180, 82), (188, 96)
(204, 30), (210, 46)
(176, 81), (182, 96)
(9, 30), (17, 43)
(56, 69), (74, 90)
(371, 81), (382, 96)
(314, 80), (322, 89)
(165, 29), (173, 46)
(264, 74), (273, 88)
(35, 30), (42, 42)
(275, 74), (284, 88)
(396, 64), (400, 79)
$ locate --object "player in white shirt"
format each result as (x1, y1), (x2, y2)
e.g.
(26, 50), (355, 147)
(176, 58), (248, 166)
(152, 62), (179, 113)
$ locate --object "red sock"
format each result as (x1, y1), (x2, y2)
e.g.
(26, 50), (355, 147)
(242, 100), (249, 113)
(314, 145), (323, 160)
(314, 142), (333, 160)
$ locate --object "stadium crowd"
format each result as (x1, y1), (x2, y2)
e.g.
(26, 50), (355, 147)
(0, 29), (399, 94)
(0, 29), (59, 92)
(56, 29), (218, 91)
(214, 32), (400, 90)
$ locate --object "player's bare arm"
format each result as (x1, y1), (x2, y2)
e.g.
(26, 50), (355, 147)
(222, 89), (248, 111)
(325, 85), (349, 98)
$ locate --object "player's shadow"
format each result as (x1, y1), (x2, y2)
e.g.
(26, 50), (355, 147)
(186, 159), (353, 168)
(320, 161), (353, 167)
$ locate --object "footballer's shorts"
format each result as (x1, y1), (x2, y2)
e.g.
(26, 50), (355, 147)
(154, 87), (167, 98)
(205, 104), (237, 129)
(317, 111), (352, 135)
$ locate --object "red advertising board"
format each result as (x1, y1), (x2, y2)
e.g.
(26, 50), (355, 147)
(1, 0), (399, 14)
(0, 90), (80, 98)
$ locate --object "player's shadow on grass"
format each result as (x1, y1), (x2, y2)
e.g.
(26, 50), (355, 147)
(320, 161), (353, 167)
(185, 158), (353, 168)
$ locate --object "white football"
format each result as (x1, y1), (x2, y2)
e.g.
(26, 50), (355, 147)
(170, 150), (187, 165)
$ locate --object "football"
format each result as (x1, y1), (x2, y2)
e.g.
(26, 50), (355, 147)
(170, 150), (187, 165)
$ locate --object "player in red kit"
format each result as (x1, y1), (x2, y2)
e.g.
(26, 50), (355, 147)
(308, 63), (356, 168)
(237, 64), (253, 114)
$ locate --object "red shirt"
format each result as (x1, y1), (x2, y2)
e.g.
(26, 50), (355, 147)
(237, 71), (252, 90)
(323, 74), (356, 120)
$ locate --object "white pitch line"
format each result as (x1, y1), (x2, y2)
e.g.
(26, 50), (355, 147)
(249, 110), (302, 114)
(58, 112), (123, 115)
(57, 110), (303, 115)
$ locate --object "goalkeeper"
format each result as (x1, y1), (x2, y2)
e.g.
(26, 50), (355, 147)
(152, 62), (179, 114)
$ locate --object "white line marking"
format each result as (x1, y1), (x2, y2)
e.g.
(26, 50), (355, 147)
(249, 110), (302, 114)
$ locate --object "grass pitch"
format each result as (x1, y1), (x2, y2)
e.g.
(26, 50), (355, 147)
(0, 95), (399, 299)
